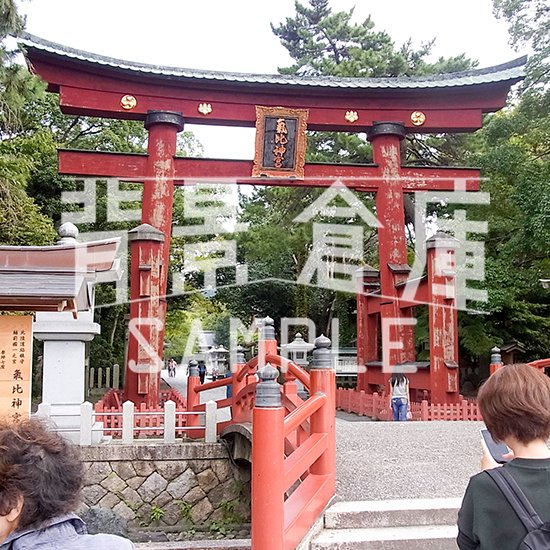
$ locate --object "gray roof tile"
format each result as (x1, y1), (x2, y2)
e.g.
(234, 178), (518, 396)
(19, 32), (526, 90)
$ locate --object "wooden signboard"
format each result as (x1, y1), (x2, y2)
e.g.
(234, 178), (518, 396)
(0, 315), (33, 421)
(252, 106), (308, 179)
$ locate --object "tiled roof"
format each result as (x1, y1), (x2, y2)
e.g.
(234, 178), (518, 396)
(19, 32), (526, 90)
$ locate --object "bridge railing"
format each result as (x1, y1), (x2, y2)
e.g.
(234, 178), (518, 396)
(185, 327), (313, 435)
(252, 332), (336, 550)
(185, 351), (259, 436)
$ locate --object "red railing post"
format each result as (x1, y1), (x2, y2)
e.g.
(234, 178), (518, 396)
(421, 399), (429, 421)
(231, 346), (247, 418)
(462, 399), (469, 421)
(372, 392), (379, 420)
(309, 335), (336, 487)
(359, 390), (366, 416)
(186, 360), (201, 435)
(252, 363), (285, 550)
(258, 316), (278, 365)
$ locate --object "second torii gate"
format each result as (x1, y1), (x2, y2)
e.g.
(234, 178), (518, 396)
(20, 32), (525, 406)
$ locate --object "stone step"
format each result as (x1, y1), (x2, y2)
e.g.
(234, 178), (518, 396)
(134, 540), (250, 550)
(324, 498), (462, 529)
(311, 524), (458, 550)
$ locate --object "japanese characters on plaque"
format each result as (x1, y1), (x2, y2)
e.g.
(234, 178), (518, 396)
(0, 316), (33, 422)
(252, 106), (308, 179)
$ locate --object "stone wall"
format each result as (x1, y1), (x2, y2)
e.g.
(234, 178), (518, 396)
(77, 442), (250, 530)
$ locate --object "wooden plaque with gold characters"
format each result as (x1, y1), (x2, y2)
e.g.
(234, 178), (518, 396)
(252, 106), (308, 179)
(0, 315), (33, 422)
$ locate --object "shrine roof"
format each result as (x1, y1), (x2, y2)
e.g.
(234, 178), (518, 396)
(19, 33), (526, 91)
(0, 272), (89, 314)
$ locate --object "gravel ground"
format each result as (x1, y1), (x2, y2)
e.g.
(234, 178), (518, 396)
(335, 411), (484, 502)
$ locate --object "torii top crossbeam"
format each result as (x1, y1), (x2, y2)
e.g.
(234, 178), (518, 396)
(21, 33), (525, 133)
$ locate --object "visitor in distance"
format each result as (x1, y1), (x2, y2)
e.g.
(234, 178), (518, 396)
(389, 373), (410, 421)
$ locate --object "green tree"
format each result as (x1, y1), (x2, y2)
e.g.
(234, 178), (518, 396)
(434, 0), (550, 363)
(273, 0), (476, 166)
(272, 0), (473, 77)
(0, 0), (56, 245)
(493, 0), (550, 87)
(216, 1), (478, 344)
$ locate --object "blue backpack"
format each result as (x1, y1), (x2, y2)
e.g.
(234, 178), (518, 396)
(487, 467), (550, 550)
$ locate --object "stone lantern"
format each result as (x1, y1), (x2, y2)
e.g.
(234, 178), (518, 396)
(209, 344), (229, 380)
(281, 333), (315, 400)
(282, 333), (315, 367)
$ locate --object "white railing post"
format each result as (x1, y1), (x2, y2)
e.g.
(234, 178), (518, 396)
(36, 402), (51, 419)
(164, 400), (176, 444)
(205, 400), (217, 443)
(80, 402), (94, 446)
(122, 400), (134, 444)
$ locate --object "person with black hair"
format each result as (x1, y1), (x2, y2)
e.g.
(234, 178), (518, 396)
(198, 360), (207, 384)
(389, 373), (410, 421)
(0, 418), (133, 549)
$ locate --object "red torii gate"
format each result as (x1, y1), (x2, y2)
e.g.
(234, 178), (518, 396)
(20, 33), (525, 406)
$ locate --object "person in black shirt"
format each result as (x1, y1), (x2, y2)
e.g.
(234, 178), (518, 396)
(457, 364), (550, 549)
(197, 360), (206, 384)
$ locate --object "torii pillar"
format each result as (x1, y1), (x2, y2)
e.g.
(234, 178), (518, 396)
(123, 111), (184, 406)
(368, 122), (415, 368)
(356, 122), (461, 404)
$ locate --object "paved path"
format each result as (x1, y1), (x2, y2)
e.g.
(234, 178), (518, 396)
(335, 411), (483, 502)
(162, 369), (482, 503)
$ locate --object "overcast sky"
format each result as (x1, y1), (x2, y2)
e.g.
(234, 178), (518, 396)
(17, 0), (521, 158)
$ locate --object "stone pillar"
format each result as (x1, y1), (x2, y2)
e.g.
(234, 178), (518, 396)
(33, 223), (102, 442)
(34, 312), (101, 443)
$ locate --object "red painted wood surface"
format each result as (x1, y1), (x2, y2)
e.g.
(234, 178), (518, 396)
(252, 406), (285, 550)
(251, 364), (335, 549)
(58, 149), (481, 192)
(124, 228), (164, 406)
(26, 49), (517, 132)
(426, 240), (460, 403)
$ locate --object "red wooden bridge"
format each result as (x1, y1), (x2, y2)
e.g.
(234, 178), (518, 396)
(186, 317), (336, 550)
